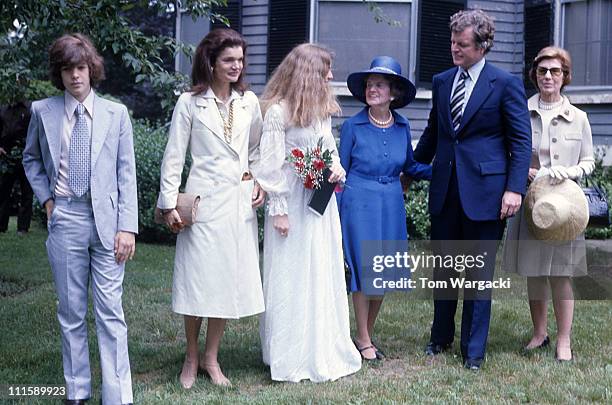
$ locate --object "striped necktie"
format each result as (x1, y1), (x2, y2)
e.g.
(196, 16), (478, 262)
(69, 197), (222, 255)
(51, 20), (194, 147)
(450, 70), (468, 131)
(68, 103), (91, 197)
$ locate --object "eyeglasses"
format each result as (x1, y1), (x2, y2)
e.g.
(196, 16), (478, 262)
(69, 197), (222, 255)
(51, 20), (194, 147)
(536, 67), (563, 77)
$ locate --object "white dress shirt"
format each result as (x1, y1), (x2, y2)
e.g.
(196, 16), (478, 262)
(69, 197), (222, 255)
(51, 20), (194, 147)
(450, 57), (486, 116)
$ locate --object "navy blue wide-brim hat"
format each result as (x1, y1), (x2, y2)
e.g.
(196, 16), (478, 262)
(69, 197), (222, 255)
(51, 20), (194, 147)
(347, 56), (417, 109)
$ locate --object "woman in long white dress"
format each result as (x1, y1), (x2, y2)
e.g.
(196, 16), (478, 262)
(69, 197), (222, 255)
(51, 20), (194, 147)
(158, 29), (265, 388)
(255, 43), (361, 382)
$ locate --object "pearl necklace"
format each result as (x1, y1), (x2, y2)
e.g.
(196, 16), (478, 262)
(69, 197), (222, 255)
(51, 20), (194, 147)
(368, 108), (393, 127)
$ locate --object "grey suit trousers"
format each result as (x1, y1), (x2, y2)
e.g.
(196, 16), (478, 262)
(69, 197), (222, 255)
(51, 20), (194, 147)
(46, 196), (132, 404)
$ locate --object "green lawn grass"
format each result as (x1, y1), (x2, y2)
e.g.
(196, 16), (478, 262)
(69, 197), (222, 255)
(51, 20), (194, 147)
(1, 219), (611, 404)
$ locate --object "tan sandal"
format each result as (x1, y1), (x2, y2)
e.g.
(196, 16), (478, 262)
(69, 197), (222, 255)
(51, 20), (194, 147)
(179, 358), (198, 389)
(199, 362), (232, 386)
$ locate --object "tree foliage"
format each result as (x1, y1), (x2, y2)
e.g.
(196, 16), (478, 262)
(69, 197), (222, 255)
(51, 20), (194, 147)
(0, 0), (229, 115)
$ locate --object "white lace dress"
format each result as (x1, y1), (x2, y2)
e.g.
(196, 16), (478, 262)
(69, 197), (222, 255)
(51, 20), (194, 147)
(254, 103), (361, 382)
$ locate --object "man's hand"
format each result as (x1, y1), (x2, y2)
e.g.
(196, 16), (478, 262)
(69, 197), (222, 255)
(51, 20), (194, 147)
(400, 173), (413, 193)
(0, 147), (6, 156)
(114, 231), (135, 263)
(500, 191), (522, 220)
(252, 182), (266, 208)
(44, 199), (55, 220)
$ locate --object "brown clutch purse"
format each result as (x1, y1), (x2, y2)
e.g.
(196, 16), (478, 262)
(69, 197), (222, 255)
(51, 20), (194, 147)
(154, 193), (201, 226)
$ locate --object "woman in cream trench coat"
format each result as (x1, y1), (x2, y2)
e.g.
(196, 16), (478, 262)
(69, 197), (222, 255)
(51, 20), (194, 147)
(503, 46), (594, 362)
(158, 29), (265, 388)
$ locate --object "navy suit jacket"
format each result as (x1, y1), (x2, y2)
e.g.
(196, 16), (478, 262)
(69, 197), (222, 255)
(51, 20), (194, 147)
(414, 62), (532, 221)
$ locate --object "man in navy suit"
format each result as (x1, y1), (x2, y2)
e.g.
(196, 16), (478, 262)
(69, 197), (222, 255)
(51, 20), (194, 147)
(414, 9), (531, 369)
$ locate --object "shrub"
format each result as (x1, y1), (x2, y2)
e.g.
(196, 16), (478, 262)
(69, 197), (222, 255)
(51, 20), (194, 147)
(405, 179), (431, 240)
(132, 119), (191, 243)
(584, 158), (612, 239)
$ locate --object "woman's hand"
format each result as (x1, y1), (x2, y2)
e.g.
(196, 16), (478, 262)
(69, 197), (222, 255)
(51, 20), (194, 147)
(548, 165), (569, 185)
(252, 182), (266, 208)
(328, 162), (346, 183)
(273, 214), (289, 237)
(164, 209), (185, 233)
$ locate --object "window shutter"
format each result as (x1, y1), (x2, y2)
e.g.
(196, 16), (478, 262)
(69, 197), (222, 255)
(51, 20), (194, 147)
(417, 0), (466, 88)
(524, 0), (553, 94)
(267, 0), (309, 78)
(211, 0), (242, 31)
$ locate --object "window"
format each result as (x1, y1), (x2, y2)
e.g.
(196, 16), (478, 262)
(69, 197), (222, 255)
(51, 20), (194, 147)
(316, 1), (412, 83)
(560, 0), (612, 87)
(274, 0), (465, 89)
(524, 0), (554, 93)
(416, 0), (465, 88)
(267, 0), (309, 77)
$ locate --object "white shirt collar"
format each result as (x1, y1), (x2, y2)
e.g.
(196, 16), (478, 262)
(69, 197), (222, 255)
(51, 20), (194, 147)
(64, 89), (95, 119)
(462, 57), (486, 82)
(203, 87), (241, 104)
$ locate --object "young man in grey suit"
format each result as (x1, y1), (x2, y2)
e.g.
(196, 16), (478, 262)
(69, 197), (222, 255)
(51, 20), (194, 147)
(23, 34), (137, 405)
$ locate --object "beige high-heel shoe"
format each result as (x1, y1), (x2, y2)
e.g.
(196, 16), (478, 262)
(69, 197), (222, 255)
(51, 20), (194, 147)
(179, 357), (198, 389)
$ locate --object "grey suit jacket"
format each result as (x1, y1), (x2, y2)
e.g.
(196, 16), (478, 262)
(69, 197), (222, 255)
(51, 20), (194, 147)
(23, 93), (138, 250)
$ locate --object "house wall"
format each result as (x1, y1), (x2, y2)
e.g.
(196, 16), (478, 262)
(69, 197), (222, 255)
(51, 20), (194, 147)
(243, 0), (269, 94)
(237, 0), (611, 163)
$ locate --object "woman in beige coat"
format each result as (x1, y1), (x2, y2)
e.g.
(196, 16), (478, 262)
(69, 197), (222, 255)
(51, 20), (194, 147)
(503, 46), (594, 362)
(157, 29), (265, 388)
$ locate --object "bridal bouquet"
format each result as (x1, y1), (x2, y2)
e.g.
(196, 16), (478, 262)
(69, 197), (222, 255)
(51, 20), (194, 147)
(286, 137), (333, 190)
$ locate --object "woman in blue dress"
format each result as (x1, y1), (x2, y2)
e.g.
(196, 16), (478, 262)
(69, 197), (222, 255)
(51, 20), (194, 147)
(339, 56), (431, 361)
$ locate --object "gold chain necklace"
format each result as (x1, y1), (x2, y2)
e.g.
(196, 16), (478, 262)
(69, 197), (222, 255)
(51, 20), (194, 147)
(217, 99), (234, 143)
(368, 108), (393, 127)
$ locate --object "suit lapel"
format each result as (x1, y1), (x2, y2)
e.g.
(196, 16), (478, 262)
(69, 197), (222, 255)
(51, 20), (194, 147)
(231, 96), (250, 142)
(39, 96), (64, 173)
(457, 62), (495, 135)
(439, 70), (456, 137)
(194, 95), (239, 156)
(91, 95), (113, 168)
(194, 96), (225, 142)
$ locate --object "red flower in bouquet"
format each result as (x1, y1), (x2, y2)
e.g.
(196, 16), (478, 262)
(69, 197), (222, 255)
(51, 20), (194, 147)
(291, 148), (304, 159)
(286, 137), (334, 190)
(304, 173), (316, 189)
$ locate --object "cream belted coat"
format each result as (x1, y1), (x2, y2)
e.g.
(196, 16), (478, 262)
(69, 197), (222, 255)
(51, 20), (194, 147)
(503, 94), (595, 277)
(158, 89), (265, 318)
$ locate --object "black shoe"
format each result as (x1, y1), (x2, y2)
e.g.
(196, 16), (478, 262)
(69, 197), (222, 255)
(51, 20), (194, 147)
(523, 336), (550, 351)
(65, 400), (88, 405)
(463, 358), (482, 370)
(352, 338), (379, 362)
(425, 341), (451, 356)
(371, 339), (386, 360)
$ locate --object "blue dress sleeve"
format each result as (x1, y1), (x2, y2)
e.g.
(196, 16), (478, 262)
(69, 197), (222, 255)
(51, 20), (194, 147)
(403, 123), (432, 181)
(338, 119), (354, 173)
